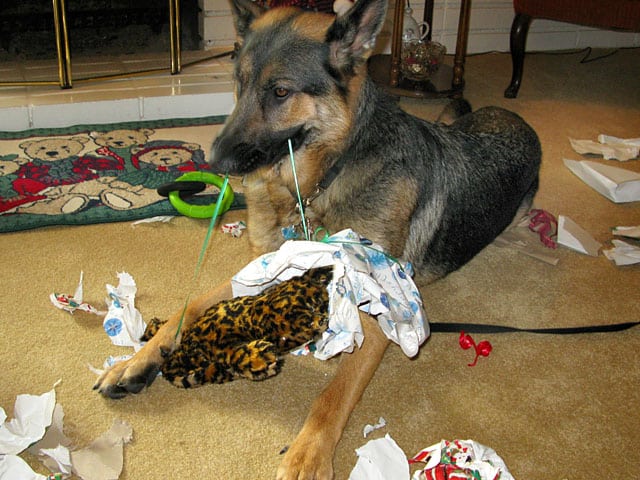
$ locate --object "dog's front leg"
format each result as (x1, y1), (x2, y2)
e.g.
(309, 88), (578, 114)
(277, 311), (390, 480)
(94, 281), (233, 399)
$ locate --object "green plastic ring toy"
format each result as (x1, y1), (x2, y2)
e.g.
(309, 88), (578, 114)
(168, 171), (234, 219)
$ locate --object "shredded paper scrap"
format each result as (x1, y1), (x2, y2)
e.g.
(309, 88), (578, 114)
(350, 435), (514, 480)
(0, 384), (132, 480)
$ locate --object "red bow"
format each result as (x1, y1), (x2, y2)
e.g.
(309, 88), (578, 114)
(459, 331), (492, 366)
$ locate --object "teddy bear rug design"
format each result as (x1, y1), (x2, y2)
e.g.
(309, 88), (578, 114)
(0, 117), (234, 232)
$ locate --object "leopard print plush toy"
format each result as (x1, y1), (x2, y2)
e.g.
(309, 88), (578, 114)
(141, 267), (332, 388)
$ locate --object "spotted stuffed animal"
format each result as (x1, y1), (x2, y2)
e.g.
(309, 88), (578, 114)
(141, 267), (332, 388)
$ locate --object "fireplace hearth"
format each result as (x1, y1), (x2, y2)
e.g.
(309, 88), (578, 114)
(0, 0), (200, 62)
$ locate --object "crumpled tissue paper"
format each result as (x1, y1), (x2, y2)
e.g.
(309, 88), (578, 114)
(231, 228), (428, 360)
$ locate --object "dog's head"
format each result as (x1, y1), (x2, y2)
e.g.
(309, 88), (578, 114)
(210, 0), (387, 176)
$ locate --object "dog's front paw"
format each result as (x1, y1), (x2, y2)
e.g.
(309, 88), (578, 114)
(93, 348), (163, 399)
(276, 433), (334, 480)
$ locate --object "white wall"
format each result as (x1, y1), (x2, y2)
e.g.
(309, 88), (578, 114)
(199, 0), (640, 53)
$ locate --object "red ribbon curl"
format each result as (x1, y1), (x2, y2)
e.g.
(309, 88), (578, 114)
(459, 331), (492, 366)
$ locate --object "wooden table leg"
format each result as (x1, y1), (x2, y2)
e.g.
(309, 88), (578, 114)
(452, 0), (472, 92)
(369, 0), (472, 98)
(389, 0), (404, 87)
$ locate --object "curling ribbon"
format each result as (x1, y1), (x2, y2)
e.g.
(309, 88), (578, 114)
(459, 331), (492, 366)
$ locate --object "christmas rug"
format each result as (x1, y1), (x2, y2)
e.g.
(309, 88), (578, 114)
(0, 116), (245, 233)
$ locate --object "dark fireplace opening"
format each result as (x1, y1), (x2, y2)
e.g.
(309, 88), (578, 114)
(0, 0), (200, 62)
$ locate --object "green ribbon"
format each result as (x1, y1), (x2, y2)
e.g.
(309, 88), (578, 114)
(288, 139), (310, 241)
(175, 174), (230, 340)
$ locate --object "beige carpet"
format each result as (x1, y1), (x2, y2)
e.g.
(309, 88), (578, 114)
(1, 48), (639, 479)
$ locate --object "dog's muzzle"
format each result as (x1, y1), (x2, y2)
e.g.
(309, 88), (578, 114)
(210, 125), (308, 175)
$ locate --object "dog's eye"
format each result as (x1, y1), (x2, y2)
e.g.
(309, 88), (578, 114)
(274, 87), (290, 99)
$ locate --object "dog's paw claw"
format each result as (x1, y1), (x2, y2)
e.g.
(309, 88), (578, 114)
(143, 363), (161, 386)
(95, 358), (162, 398)
(117, 381), (145, 394)
(118, 364), (161, 394)
(98, 384), (130, 400)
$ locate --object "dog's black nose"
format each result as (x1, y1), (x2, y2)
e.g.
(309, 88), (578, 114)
(210, 135), (242, 174)
(210, 124), (308, 175)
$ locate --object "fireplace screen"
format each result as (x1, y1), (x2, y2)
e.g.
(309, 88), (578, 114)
(0, 0), (201, 86)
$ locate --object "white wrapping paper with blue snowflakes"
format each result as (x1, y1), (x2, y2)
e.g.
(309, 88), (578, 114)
(103, 272), (146, 348)
(231, 229), (429, 359)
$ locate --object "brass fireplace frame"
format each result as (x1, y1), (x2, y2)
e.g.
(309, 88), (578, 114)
(0, 0), (182, 89)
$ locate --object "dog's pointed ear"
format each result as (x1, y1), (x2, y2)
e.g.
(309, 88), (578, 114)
(326, 0), (387, 72)
(229, 0), (266, 38)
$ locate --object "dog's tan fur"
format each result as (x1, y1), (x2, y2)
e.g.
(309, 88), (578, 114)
(95, 277), (387, 479)
(95, 0), (542, 478)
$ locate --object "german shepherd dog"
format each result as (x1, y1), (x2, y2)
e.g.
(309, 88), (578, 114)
(95, 0), (541, 477)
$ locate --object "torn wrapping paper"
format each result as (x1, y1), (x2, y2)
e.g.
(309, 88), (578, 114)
(557, 215), (602, 256)
(50, 272), (146, 369)
(289, 341), (317, 356)
(0, 384), (70, 480)
(28, 404), (72, 475)
(494, 231), (560, 265)
(612, 225), (640, 239)
(0, 386), (57, 455)
(603, 240), (640, 266)
(0, 455), (47, 480)
(363, 417), (387, 438)
(1, 386), (134, 480)
(606, 226), (640, 264)
(131, 215), (175, 225)
(564, 159), (640, 203)
(598, 134), (640, 147)
(221, 220), (246, 237)
(410, 439), (514, 480)
(70, 419), (133, 480)
(231, 229), (428, 359)
(349, 434), (410, 480)
(50, 271), (147, 378)
(104, 272), (146, 348)
(349, 436), (514, 480)
(494, 212), (560, 265)
(50, 271), (105, 316)
(570, 137), (639, 161)
(38, 445), (71, 477)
